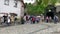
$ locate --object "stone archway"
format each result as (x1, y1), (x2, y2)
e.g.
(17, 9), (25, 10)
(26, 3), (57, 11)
(46, 12), (54, 19)
(45, 5), (56, 19)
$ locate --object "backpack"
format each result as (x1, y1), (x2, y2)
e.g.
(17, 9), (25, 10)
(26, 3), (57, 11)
(32, 17), (35, 21)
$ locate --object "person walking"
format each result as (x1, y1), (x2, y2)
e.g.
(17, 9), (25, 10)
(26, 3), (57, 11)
(31, 16), (35, 24)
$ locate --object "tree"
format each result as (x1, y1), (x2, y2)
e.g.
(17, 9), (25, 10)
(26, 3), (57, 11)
(25, 0), (57, 15)
(36, 0), (42, 5)
(49, 0), (57, 5)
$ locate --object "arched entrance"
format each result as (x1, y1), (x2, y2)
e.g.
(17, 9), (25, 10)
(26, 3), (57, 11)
(46, 11), (54, 19)
(45, 5), (56, 19)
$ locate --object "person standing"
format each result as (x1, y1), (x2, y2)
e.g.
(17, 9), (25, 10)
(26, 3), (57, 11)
(21, 16), (25, 24)
(49, 17), (52, 23)
(40, 14), (44, 23)
(54, 15), (59, 24)
(29, 16), (33, 24)
(23, 16), (26, 24)
(3, 14), (8, 23)
(36, 16), (40, 23)
(46, 16), (49, 23)
(7, 17), (11, 26)
(26, 15), (29, 24)
(0, 17), (4, 24)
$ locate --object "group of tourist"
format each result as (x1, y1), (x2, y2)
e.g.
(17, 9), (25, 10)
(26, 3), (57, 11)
(0, 14), (59, 25)
(0, 14), (17, 25)
(0, 14), (10, 25)
(46, 15), (59, 23)
(22, 14), (59, 24)
(22, 14), (44, 24)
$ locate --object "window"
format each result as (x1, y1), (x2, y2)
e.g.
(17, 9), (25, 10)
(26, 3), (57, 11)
(4, 0), (9, 5)
(14, 0), (18, 8)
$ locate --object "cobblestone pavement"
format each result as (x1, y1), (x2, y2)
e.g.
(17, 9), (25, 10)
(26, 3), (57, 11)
(0, 23), (60, 34)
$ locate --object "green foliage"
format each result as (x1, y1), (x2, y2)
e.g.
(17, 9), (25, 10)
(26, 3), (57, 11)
(25, 0), (57, 15)
(49, 0), (57, 5)
(36, 0), (42, 5)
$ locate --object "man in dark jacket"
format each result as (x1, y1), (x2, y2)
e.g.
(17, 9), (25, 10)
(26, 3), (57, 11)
(3, 14), (8, 23)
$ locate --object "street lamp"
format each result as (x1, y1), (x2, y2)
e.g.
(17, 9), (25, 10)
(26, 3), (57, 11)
(49, 10), (51, 12)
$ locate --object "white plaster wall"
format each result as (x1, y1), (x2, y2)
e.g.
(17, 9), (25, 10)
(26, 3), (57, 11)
(0, 0), (23, 17)
(56, 6), (60, 13)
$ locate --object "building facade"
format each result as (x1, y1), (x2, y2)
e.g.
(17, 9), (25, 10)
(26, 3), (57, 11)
(55, 2), (60, 13)
(0, 0), (24, 18)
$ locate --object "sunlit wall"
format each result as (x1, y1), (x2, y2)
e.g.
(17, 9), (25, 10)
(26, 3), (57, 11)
(0, 0), (24, 17)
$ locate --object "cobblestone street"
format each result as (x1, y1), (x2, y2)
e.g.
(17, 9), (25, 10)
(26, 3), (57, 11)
(0, 23), (60, 34)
